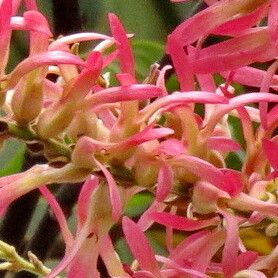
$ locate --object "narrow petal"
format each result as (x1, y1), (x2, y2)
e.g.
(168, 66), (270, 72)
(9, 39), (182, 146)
(122, 217), (161, 277)
(220, 210), (240, 278)
(7, 51), (85, 89)
(262, 139), (278, 170)
(156, 162), (173, 202)
(77, 176), (99, 227)
(85, 84), (163, 108)
(137, 201), (167, 232)
(109, 13), (135, 77)
(172, 155), (235, 194)
(207, 137), (241, 152)
(39, 186), (73, 249)
(228, 192), (278, 218)
(157, 139), (186, 156)
(237, 251), (258, 271)
(93, 158), (122, 222)
(49, 32), (112, 51)
(150, 212), (219, 231)
(212, 5), (268, 36)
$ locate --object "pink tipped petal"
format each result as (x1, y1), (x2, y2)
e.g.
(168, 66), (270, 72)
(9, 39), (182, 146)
(122, 217), (161, 277)
(109, 13), (135, 77)
(207, 137), (241, 152)
(93, 158), (122, 222)
(39, 186), (73, 249)
(262, 139), (278, 170)
(150, 212), (219, 231)
(156, 162), (173, 202)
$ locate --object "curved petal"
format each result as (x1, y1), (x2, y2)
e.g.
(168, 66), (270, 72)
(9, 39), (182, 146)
(150, 212), (219, 231)
(122, 217), (161, 277)
(109, 13), (135, 77)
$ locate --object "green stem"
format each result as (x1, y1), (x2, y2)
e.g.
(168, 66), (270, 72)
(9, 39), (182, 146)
(1, 120), (72, 159)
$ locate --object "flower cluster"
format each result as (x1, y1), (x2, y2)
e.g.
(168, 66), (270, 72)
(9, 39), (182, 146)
(1, 0), (278, 277)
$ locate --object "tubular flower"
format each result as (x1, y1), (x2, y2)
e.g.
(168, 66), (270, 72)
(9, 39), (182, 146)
(2, 1), (278, 277)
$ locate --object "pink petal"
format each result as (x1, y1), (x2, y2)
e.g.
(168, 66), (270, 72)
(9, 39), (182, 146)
(109, 13), (135, 77)
(49, 32), (112, 51)
(172, 155), (234, 194)
(229, 192), (278, 218)
(99, 235), (126, 277)
(262, 139), (278, 170)
(77, 176), (99, 227)
(157, 139), (186, 156)
(191, 33), (276, 73)
(220, 210), (240, 278)
(170, 230), (210, 263)
(21, 11), (52, 36)
(212, 5), (268, 36)
(122, 217), (161, 277)
(133, 271), (156, 278)
(167, 37), (194, 91)
(207, 137), (241, 152)
(7, 51), (85, 89)
(45, 222), (92, 278)
(150, 212), (219, 231)
(85, 84), (163, 108)
(237, 251), (258, 271)
(191, 230), (225, 272)
(117, 126), (174, 150)
(39, 186), (73, 249)
(234, 270), (267, 278)
(0, 0), (12, 75)
(24, 0), (38, 10)
(137, 201), (167, 232)
(139, 91), (227, 122)
(269, 0), (278, 48)
(68, 237), (100, 278)
(93, 158), (122, 222)
(222, 66), (278, 90)
(156, 162), (173, 202)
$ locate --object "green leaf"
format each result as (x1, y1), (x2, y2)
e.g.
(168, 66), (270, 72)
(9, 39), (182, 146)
(132, 40), (164, 80)
(225, 151), (244, 171)
(106, 39), (164, 84)
(228, 115), (246, 149)
(0, 139), (26, 177)
(124, 192), (153, 218)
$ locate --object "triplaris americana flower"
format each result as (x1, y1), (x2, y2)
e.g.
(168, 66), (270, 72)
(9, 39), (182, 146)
(1, 0), (278, 277)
